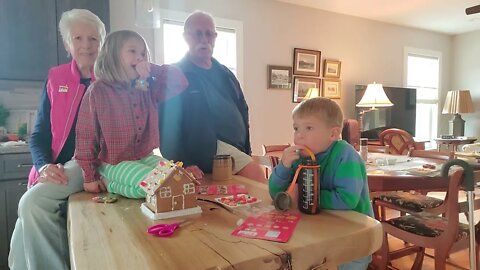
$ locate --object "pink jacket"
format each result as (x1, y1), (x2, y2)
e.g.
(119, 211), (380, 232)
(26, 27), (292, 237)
(28, 60), (94, 187)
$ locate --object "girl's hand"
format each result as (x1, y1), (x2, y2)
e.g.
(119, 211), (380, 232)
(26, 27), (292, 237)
(39, 163), (68, 185)
(135, 60), (151, 80)
(83, 180), (107, 193)
(281, 145), (306, 168)
(185, 165), (204, 180)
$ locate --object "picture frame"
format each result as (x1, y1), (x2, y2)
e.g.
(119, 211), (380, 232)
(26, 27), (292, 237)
(293, 48), (321, 77)
(323, 79), (341, 99)
(267, 65), (292, 89)
(292, 76), (321, 103)
(323, 60), (341, 78)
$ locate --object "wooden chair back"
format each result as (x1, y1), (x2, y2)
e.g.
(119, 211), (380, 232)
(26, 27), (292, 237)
(262, 144), (290, 155)
(252, 155), (280, 179)
(342, 119), (360, 147)
(379, 128), (415, 155)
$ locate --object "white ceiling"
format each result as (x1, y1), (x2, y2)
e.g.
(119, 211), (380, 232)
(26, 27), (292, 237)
(277, 0), (480, 35)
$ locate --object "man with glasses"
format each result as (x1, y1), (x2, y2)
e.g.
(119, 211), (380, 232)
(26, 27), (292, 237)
(159, 10), (266, 182)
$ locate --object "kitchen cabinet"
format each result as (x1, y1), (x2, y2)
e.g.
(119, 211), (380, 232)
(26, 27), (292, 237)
(0, 0), (109, 81)
(0, 147), (31, 270)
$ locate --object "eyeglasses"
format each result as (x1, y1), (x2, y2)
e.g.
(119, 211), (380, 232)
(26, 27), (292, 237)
(187, 30), (217, 40)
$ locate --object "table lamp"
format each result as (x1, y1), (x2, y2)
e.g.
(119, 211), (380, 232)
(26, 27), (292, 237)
(304, 88), (320, 99)
(356, 82), (393, 131)
(442, 90), (474, 137)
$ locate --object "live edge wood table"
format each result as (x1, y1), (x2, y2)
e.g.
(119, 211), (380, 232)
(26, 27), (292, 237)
(68, 175), (382, 270)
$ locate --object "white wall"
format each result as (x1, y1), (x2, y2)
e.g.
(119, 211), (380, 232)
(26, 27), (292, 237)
(110, 0), (452, 154)
(452, 30), (480, 137)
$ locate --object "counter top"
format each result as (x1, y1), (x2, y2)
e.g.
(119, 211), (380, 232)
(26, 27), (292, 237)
(0, 143), (29, 154)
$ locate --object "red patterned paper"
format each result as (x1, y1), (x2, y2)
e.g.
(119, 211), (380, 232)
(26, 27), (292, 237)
(231, 211), (301, 243)
(196, 184), (247, 195)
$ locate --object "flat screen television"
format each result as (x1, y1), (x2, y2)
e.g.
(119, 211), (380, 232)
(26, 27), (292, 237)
(355, 85), (416, 140)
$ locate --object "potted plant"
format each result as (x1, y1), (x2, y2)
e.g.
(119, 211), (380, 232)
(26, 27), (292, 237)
(0, 104), (10, 137)
(18, 123), (28, 141)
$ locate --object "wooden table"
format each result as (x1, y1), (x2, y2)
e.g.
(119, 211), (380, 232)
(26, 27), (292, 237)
(68, 176), (382, 270)
(366, 139), (426, 150)
(366, 153), (448, 192)
(434, 137), (477, 152)
(366, 153), (480, 212)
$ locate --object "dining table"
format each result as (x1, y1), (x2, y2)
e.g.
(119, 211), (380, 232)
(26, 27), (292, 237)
(68, 175), (382, 270)
(366, 152), (480, 211)
(366, 152), (450, 192)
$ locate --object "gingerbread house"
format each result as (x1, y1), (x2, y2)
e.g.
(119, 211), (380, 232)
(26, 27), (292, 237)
(140, 160), (202, 219)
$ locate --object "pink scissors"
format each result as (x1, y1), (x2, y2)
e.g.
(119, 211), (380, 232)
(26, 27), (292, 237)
(147, 220), (192, 237)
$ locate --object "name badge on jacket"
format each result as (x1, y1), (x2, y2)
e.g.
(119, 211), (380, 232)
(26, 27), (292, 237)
(58, 85), (68, 93)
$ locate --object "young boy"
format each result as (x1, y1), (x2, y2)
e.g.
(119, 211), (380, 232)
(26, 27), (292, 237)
(268, 97), (373, 270)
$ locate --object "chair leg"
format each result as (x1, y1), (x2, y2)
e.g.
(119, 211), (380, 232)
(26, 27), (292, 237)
(476, 244), (480, 270)
(433, 249), (449, 270)
(372, 200), (381, 220)
(411, 247), (425, 270)
(376, 230), (390, 270)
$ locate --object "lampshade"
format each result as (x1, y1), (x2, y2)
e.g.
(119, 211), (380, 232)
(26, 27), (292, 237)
(356, 83), (394, 108)
(135, 0), (161, 28)
(305, 88), (319, 99)
(442, 90), (474, 114)
(442, 90), (474, 137)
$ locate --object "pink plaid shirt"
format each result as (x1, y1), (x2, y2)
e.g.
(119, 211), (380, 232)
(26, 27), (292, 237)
(74, 64), (187, 183)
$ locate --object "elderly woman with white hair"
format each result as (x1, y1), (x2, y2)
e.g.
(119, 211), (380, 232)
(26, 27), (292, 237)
(9, 9), (106, 270)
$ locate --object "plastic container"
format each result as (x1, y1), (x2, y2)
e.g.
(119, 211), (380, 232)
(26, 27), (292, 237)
(297, 159), (320, 214)
(359, 138), (368, 161)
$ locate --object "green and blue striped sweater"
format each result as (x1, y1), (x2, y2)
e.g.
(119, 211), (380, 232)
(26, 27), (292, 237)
(269, 140), (373, 216)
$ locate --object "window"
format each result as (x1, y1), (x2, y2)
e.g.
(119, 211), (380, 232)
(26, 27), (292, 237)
(159, 187), (172, 198)
(404, 48), (441, 148)
(183, 183), (195, 194)
(154, 10), (243, 85)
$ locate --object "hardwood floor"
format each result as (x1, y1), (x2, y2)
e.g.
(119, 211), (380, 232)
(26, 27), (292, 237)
(385, 235), (471, 270)
(375, 199), (478, 270)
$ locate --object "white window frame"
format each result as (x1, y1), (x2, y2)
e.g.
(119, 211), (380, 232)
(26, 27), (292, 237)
(160, 186), (172, 198)
(403, 47), (442, 147)
(153, 9), (244, 87)
(183, 183), (195, 194)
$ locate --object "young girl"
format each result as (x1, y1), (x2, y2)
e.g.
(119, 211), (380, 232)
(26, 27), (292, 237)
(74, 30), (188, 198)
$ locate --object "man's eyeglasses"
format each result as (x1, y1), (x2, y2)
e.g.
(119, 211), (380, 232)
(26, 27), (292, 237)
(187, 30), (218, 40)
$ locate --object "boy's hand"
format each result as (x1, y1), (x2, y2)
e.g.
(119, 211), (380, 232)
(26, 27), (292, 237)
(281, 145), (306, 168)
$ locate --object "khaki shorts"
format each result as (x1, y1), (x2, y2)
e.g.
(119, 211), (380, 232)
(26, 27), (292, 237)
(216, 140), (252, 174)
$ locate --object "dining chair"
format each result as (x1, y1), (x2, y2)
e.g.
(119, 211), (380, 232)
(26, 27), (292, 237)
(342, 119), (360, 148)
(261, 144), (290, 178)
(372, 150), (454, 221)
(373, 162), (480, 270)
(463, 143), (480, 153)
(379, 128), (416, 155)
(262, 144), (290, 156)
(252, 155), (280, 179)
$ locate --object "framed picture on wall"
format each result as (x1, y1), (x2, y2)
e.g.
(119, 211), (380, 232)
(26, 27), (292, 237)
(293, 76), (321, 103)
(267, 65), (292, 89)
(323, 79), (341, 99)
(323, 59), (341, 78)
(293, 48), (321, 77)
